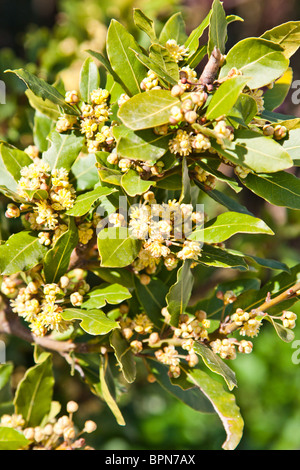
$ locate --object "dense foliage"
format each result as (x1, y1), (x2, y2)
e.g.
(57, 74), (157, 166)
(0, 0), (300, 450)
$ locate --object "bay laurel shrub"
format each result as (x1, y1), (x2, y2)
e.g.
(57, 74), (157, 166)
(0, 0), (300, 450)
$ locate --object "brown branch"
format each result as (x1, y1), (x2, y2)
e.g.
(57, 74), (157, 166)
(198, 47), (222, 90)
(0, 297), (92, 354)
(210, 281), (300, 340)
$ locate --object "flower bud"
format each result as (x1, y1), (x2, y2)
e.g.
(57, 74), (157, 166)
(83, 420), (97, 433)
(171, 84), (184, 97)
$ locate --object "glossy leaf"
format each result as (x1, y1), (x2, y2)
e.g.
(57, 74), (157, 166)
(133, 44), (179, 86)
(199, 244), (248, 270)
(121, 169), (153, 196)
(208, 0), (228, 56)
(6, 68), (78, 115)
(70, 153), (100, 191)
(261, 21), (300, 58)
(0, 428), (29, 450)
(43, 218), (78, 283)
(66, 186), (117, 217)
(81, 283), (131, 309)
(0, 142), (32, 182)
(110, 329), (136, 383)
(219, 38), (289, 89)
(118, 129), (170, 163)
(190, 211), (273, 244)
(99, 355), (125, 425)
(282, 128), (300, 165)
(159, 12), (188, 46)
(62, 308), (119, 335)
(133, 8), (157, 42)
(193, 341), (237, 390)
(106, 19), (146, 96)
(42, 130), (84, 171)
(0, 231), (48, 276)
(14, 353), (54, 427)
(98, 227), (141, 268)
(240, 171), (300, 210)
(185, 11), (211, 57)
(178, 366), (244, 450)
(26, 89), (60, 121)
(166, 260), (194, 327)
(134, 276), (169, 327)
(263, 67), (293, 111)
(213, 128), (293, 173)
(206, 76), (249, 120)
(118, 89), (181, 130)
(149, 360), (215, 414)
(79, 57), (100, 103)
(228, 93), (258, 127)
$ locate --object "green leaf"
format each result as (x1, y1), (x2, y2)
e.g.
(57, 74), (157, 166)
(190, 211), (273, 244)
(6, 68), (78, 115)
(263, 67), (293, 111)
(70, 153), (100, 191)
(199, 244), (248, 270)
(0, 186), (26, 203)
(106, 19), (146, 96)
(179, 157), (192, 204)
(261, 21), (300, 58)
(196, 160), (242, 193)
(118, 89), (181, 130)
(206, 76), (249, 120)
(98, 227), (141, 268)
(110, 329), (136, 383)
(0, 142), (32, 182)
(166, 260), (194, 327)
(117, 128), (170, 162)
(134, 43), (179, 86)
(240, 171), (300, 210)
(121, 169), (153, 196)
(79, 57), (100, 103)
(219, 38), (289, 89)
(263, 314), (295, 343)
(193, 341), (237, 390)
(0, 364), (13, 391)
(42, 130), (84, 171)
(43, 218), (78, 283)
(81, 283), (131, 309)
(66, 186), (117, 217)
(14, 353), (54, 427)
(0, 427), (29, 450)
(134, 276), (169, 327)
(213, 128), (293, 173)
(159, 12), (188, 46)
(62, 308), (119, 335)
(208, 0), (228, 56)
(149, 360), (215, 414)
(25, 89), (60, 121)
(282, 128), (300, 165)
(0, 231), (48, 276)
(228, 93), (257, 127)
(133, 8), (157, 42)
(185, 11), (211, 57)
(178, 366), (244, 450)
(33, 110), (54, 153)
(99, 355), (125, 425)
(92, 267), (134, 289)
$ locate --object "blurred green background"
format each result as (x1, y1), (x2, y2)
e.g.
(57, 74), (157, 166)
(1, 0), (300, 451)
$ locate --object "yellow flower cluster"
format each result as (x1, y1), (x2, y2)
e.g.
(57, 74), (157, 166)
(14, 163), (77, 241)
(0, 402), (97, 450)
(165, 39), (189, 62)
(140, 70), (161, 91)
(129, 198), (202, 274)
(9, 271), (90, 337)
